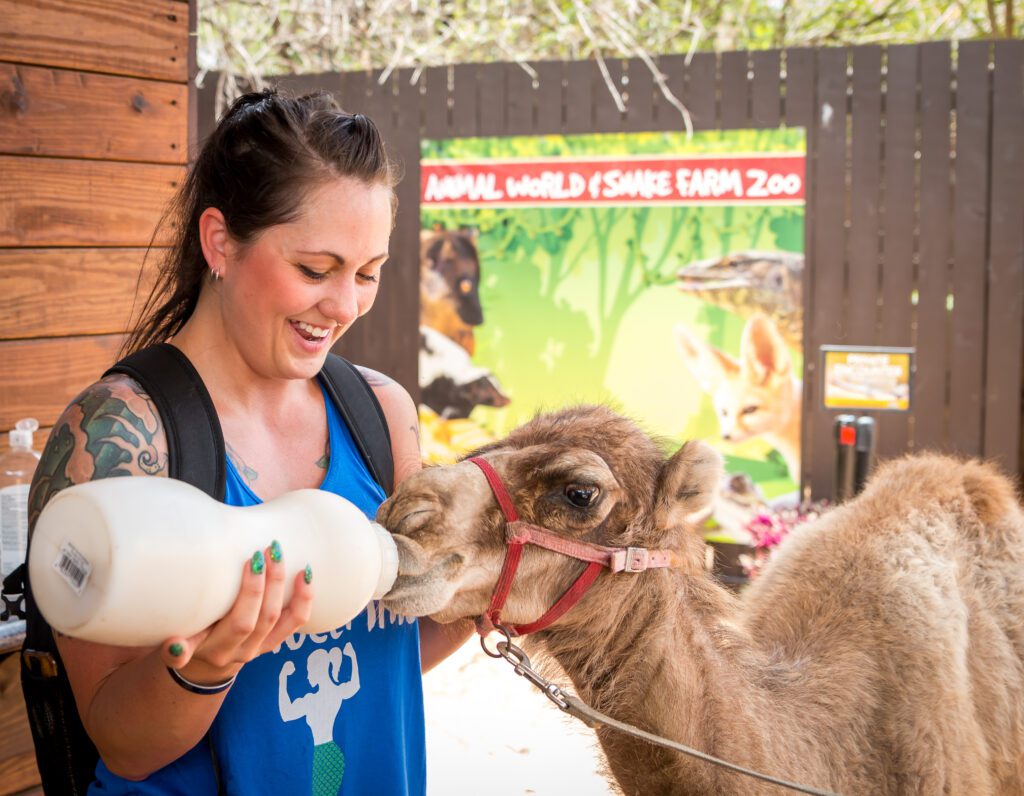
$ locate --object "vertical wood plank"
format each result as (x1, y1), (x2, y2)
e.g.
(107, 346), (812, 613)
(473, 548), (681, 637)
(592, 59), (624, 134)
(477, 63), (506, 137)
(808, 47), (849, 499)
(984, 39), (1024, 470)
(750, 50), (781, 128)
(947, 42), (991, 456)
(914, 41), (952, 450)
(422, 66), (451, 141)
(333, 67), (420, 392)
(391, 67), (423, 394)
(654, 53), (689, 132)
(624, 57), (655, 132)
(784, 48), (815, 129)
(505, 62), (536, 136)
(534, 60), (564, 136)
(563, 59), (592, 135)
(683, 52), (717, 130)
(194, 70), (219, 150)
(719, 50), (749, 129)
(875, 44), (918, 459)
(367, 71), (397, 144)
(787, 45), (816, 494)
(451, 63), (479, 138)
(847, 46), (883, 345)
(335, 70), (367, 114)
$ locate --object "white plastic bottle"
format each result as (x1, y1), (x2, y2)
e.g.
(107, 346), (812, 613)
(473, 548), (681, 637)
(1, 418), (41, 579)
(29, 476), (399, 646)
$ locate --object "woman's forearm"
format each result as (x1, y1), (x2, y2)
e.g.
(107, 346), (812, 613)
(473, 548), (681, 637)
(60, 637), (230, 780)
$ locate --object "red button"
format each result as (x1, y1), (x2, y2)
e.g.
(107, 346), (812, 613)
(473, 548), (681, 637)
(839, 426), (857, 446)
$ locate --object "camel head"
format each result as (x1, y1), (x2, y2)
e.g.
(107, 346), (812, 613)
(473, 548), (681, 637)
(378, 405), (722, 629)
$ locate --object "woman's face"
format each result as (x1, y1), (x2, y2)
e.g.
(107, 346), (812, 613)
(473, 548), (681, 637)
(220, 176), (393, 381)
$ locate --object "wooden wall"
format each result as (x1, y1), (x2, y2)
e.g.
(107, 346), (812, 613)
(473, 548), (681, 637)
(0, 1), (194, 791)
(0, 0), (192, 456)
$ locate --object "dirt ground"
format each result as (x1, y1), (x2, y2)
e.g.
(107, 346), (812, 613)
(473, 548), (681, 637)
(423, 639), (616, 795)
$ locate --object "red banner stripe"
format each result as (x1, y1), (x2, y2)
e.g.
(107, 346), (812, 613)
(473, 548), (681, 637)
(422, 155), (805, 207)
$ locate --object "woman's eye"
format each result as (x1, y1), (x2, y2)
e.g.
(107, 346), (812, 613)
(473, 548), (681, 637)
(358, 272), (379, 284)
(298, 265), (327, 281)
(564, 484), (599, 508)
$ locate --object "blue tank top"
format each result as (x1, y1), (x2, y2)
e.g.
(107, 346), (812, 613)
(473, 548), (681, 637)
(90, 381), (426, 795)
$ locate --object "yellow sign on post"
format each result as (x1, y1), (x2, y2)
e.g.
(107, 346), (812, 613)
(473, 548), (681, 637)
(821, 346), (914, 412)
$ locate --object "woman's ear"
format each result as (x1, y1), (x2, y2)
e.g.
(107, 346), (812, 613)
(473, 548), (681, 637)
(198, 207), (230, 278)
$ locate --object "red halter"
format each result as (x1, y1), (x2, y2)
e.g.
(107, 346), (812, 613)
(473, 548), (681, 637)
(469, 456), (680, 637)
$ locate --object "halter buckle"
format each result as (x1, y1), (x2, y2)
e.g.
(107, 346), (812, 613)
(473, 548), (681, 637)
(623, 547), (649, 572)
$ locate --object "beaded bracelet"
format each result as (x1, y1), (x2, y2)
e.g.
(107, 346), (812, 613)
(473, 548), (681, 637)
(166, 665), (236, 695)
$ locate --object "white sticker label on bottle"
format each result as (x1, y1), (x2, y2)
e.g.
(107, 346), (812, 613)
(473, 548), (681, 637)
(0, 483), (30, 578)
(54, 541), (92, 596)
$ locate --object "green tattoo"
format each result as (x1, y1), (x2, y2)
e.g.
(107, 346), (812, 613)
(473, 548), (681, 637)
(315, 438), (330, 470)
(28, 376), (167, 533)
(226, 443), (259, 486)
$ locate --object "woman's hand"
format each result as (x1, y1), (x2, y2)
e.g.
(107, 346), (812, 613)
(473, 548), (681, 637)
(159, 541), (314, 685)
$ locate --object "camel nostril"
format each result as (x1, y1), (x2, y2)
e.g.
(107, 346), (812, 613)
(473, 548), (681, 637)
(392, 534), (430, 577)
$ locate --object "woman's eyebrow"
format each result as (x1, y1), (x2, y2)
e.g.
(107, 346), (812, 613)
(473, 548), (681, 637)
(297, 249), (389, 266)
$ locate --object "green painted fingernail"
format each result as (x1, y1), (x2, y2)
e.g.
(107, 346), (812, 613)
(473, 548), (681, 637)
(251, 550), (265, 575)
(169, 642), (183, 657)
(270, 540), (282, 563)
(304, 564), (313, 584)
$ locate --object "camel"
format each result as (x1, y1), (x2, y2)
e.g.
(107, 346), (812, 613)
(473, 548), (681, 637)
(379, 405), (1024, 795)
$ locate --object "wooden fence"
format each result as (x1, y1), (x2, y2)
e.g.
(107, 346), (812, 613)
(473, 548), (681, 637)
(199, 40), (1024, 499)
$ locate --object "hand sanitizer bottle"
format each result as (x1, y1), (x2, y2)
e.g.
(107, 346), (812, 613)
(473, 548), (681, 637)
(1, 419), (41, 579)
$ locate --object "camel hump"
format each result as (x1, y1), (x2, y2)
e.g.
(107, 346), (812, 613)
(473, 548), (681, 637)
(869, 453), (1019, 527)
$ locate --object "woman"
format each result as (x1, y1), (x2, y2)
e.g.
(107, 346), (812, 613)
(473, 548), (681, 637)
(26, 89), (469, 794)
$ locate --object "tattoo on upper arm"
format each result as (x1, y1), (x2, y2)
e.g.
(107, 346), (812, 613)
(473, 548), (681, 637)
(410, 424), (421, 453)
(226, 442), (259, 486)
(355, 367), (395, 388)
(28, 377), (168, 533)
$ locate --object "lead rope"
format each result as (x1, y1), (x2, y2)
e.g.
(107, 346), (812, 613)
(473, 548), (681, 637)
(481, 628), (840, 796)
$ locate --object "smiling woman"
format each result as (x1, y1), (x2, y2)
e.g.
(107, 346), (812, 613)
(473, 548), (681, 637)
(21, 89), (466, 796)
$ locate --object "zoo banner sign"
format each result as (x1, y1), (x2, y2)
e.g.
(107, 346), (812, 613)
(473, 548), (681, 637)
(419, 129), (806, 538)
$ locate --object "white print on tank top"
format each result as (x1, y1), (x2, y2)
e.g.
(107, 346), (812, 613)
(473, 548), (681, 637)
(278, 642), (360, 744)
(272, 601), (413, 655)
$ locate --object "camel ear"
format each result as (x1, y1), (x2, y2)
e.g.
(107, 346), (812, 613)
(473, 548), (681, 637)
(654, 440), (722, 529)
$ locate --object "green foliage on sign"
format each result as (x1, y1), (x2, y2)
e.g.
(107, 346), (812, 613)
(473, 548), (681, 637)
(423, 129), (805, 497)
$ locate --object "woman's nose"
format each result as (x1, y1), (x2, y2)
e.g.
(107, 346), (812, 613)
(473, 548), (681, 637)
(318, 278), (360, 326)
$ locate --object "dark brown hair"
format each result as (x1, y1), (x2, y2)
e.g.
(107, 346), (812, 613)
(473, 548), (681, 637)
(122, 88), (397, 356)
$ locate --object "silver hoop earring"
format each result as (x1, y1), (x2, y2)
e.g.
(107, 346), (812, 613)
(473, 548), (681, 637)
(211, 269), (222, 282)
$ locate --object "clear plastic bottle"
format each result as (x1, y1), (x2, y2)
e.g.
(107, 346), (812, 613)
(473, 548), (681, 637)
(0, 418), (41, 578)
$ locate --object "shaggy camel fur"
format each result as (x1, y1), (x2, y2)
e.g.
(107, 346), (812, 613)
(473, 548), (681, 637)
(380, 405), (1024, 795)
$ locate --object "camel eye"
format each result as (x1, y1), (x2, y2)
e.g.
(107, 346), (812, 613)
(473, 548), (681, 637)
(740, 404), (759, 416)
(564, 484), (600, 508)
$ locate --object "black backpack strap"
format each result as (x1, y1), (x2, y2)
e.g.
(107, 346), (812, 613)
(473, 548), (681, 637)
(318, 355), (394, 496)
(104, 342), (226, 499)
(19, 343), (227, 795)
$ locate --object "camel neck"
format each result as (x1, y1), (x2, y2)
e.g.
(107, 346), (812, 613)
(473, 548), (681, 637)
(535, 569), (801, 795)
